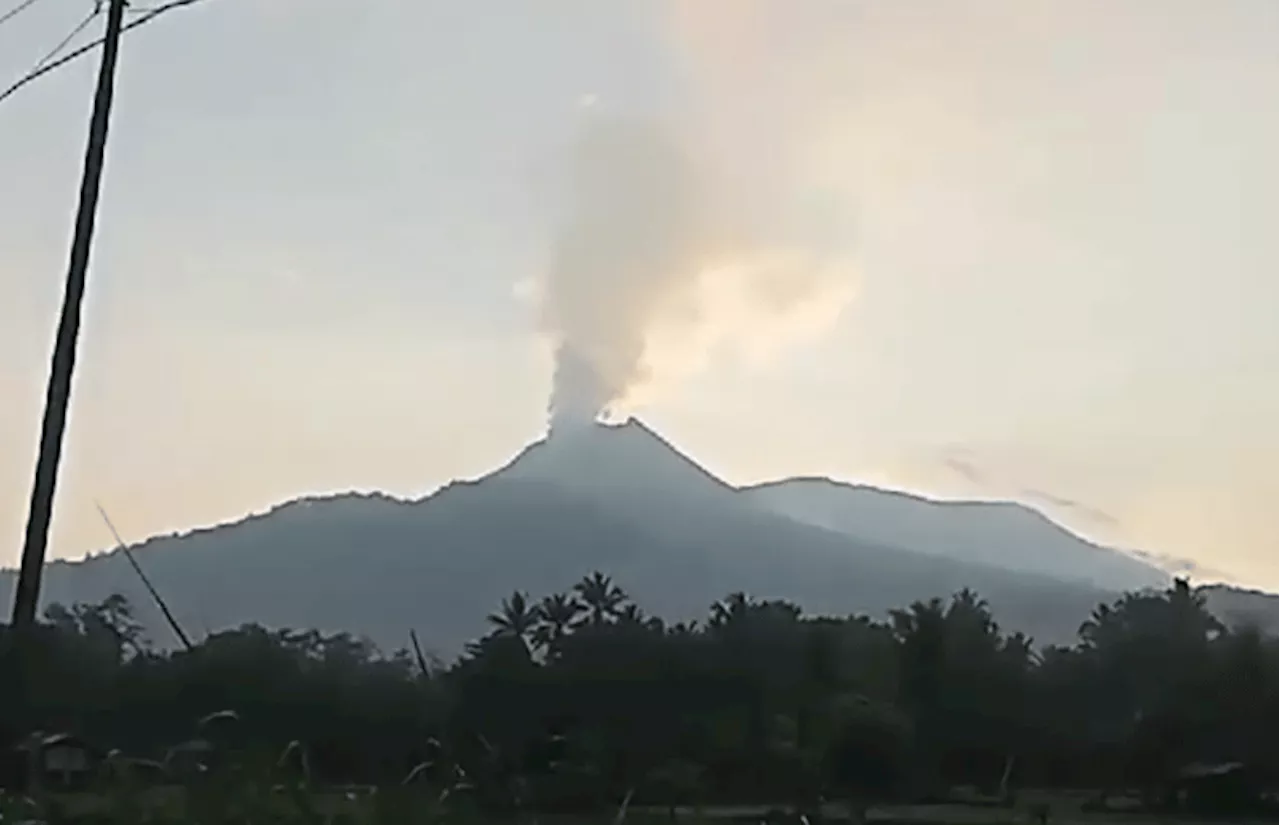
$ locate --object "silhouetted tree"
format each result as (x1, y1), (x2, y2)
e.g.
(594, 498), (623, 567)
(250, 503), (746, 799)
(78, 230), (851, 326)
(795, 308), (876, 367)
(573, 572), (628, 626)
(0, 576), (1272, 818)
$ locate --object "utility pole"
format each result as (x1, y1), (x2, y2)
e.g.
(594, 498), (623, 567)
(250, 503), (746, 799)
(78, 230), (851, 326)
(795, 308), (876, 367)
(9, 0), (129, 628)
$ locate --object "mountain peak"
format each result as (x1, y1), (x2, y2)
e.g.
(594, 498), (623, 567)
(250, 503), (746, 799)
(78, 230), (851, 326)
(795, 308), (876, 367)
(546, 413), (646, 443)
(490, 416), (734, 504)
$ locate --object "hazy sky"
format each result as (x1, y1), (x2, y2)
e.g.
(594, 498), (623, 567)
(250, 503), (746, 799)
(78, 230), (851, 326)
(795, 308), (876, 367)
(0, 0), (1275, 589)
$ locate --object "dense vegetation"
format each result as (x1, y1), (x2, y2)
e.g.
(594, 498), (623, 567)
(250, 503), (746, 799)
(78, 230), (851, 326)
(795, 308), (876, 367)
(1, 574), (1275, 819)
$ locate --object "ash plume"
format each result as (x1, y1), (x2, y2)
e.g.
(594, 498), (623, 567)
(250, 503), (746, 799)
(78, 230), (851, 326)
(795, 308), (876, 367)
(539, 114), (855, 434)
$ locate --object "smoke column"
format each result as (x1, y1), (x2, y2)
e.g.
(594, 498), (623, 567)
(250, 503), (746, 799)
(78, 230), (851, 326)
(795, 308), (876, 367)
(536, 1), (868, 433)
(541, 119), (703, 432)
(539, 114), (856, 434)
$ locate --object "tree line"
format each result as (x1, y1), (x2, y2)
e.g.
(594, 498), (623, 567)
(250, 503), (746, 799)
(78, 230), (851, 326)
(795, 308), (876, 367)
(1, 574), (1275, 814)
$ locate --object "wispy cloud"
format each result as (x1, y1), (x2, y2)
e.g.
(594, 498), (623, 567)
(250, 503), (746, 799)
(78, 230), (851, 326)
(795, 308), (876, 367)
(937, 448), (1121, 530)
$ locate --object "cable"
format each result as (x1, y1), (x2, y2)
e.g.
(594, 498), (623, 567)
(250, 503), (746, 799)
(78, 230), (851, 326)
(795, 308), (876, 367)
(29, 2), (103, 76)
(0, 0), (209, 107)
(0, 0), (43, 30)
(0, 0), (103, 113)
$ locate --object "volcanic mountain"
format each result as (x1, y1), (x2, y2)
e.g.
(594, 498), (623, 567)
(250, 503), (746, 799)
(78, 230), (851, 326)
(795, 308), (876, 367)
(2, 418), (1269, 655)
(739, 477), (1164, 589)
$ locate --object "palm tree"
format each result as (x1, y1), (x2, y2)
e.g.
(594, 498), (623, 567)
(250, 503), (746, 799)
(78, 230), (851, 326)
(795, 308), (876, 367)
(573, 572), (627, 626)
(667, 620), (699, 637)
(617, 603), (645, 625)
(1078, 602), (1112, 650)
(616, 603), (663, 633)
(487, 591), (542, 642)
(709, 592), (753, 629)
(532, 592), (584, 653)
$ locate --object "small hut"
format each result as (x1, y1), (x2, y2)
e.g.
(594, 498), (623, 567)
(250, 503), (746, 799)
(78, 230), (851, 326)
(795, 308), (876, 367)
(15, 732), (103, 790)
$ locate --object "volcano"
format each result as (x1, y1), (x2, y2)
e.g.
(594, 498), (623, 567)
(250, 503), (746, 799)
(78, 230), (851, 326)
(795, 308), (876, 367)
(4, 418), (1262, 656)
(494, 417), (738, 508)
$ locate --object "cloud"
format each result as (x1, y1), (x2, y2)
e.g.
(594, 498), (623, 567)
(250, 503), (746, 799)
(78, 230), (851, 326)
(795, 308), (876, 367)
(938, 448), (1123, 529)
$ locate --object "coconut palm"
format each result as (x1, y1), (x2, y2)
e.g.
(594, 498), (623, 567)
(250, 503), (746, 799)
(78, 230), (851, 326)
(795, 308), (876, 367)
(616, 603), (663, 633)
(709, 592), (753, 629)
(573, 572), (628, 626)
(486, 591), (542, 642)
(667, 620), (700, 637)
(532, 592), (584, 653)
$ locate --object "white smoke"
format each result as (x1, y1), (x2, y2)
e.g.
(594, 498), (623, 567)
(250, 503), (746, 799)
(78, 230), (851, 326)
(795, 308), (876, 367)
(540, 118), (700, 431)
(538, 114), (856, 434)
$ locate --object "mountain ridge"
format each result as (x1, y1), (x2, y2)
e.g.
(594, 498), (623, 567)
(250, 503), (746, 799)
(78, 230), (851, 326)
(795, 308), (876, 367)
(739, 475), (1164, 590)
(2, 419), (1272, 653)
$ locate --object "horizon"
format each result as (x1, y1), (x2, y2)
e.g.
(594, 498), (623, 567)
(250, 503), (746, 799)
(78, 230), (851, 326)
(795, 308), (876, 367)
(4, 413), (1268, 595)
(1, 1), (1275, 591)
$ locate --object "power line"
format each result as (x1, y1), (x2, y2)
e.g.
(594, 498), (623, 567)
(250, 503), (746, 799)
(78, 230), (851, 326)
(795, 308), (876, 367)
(27, 1), (103, 77)
(0, 0), (208, 107)
(0, 0), (44, 30)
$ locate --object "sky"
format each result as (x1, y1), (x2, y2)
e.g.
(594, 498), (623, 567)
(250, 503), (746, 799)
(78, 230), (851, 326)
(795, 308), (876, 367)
(0, 0), (1275, 589)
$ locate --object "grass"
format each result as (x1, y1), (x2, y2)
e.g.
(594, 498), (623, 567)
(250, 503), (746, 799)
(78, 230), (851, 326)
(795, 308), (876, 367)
(2, 790), (1272, 825)
(636, 801), (1280, 825)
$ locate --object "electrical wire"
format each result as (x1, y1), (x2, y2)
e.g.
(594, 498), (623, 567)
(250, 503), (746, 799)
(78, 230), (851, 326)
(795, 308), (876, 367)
(28, 1), (103, 76)
(0, 0), (209, 107)
(0, 0), (44, 30)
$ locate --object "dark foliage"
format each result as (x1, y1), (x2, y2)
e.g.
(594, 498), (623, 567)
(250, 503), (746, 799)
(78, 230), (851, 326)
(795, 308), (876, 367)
(0, 575), (1274, 814)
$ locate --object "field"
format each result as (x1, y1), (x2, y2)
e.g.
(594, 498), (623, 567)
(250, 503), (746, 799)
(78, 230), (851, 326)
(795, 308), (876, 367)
(643, 802), (1273, 825)
(3, 789), (1273, 825)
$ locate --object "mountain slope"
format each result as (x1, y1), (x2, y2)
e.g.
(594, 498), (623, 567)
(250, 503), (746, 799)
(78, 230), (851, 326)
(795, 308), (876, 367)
(1200, 584), (1280, 636)
(741, 477), (1165, 590)
(1, 481), (1108, 656)
(0, 419), (1269, 655)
